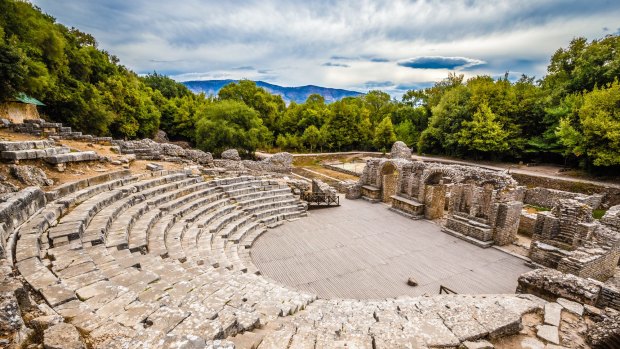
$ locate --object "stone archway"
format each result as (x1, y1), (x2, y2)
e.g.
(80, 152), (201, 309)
(380, 162), (398, 204)
(419, 169), (454, 220)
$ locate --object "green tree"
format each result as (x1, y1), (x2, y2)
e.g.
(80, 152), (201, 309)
(457, 103), (510, 156)
(195, 100), (272, 155)
(218, 79), (285, 131)
(142, 72), (192, 99)
(563, 80), (620, 167)
(373, 116), (396, 152)
(544, 35), (620, 100)
(418, 85), (470, 155)
(302, 125), (320, 152)
(0, 41), (27, 101)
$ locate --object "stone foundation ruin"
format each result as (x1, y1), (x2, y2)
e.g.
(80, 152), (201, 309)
(350, 142), (620, 279)
(352, 143), (525, 248)
(529, 200), (620, 280)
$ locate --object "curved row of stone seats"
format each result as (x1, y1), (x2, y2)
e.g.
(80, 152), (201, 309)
(230, 294), (545, 349)
(11, 170), (134, 264)
(7, 169), (137, 263)
(0, 187), (46, 260)
(12, 173), (315, 347)
(104, 176), (207, 249)
(192, 178), (305, 270)
(81, 174), (196, 246)
(12, 170), (177, 307)
(151, 188), (229, 261)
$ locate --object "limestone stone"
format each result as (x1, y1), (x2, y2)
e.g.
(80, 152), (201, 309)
(462, 340), (494, 349)
(30, 314), (64, 329)
(390, 141), (412, 159)
(10, 165), (53, 186)
(146, 163), (164, 171)
(520, 337), (545, 349)
(43, 323), (85, 349)
(556, 298), (584, 316)
(544, 303), (563, 327)
(221, 149), (241, 161)
(0, 291), (24, 332)
(153, 130), (169, 143)
(536, 325), (560, 345)
(583, 304), (603, 318)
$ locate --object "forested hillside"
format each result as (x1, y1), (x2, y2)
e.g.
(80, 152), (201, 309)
(183, 80), (362, 104)
(0, 0), (619, 171)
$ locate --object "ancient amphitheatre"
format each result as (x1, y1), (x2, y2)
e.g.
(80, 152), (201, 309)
(0, 119), (617, 349)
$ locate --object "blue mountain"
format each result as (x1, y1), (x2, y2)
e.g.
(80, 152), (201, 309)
(182, 80), (363, 104)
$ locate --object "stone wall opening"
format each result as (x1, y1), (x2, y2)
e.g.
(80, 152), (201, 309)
(423, 172), (448, 220)
(380, 162), (398, 204)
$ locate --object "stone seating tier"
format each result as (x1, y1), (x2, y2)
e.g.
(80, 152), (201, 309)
(0, 169), (569, 348)
(1, 146), (70, 160)
(9, 172), (317, 347)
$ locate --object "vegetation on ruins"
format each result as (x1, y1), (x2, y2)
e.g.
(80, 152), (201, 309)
(0, 1), (619, 171)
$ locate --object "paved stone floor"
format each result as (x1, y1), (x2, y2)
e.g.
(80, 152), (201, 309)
(251, 197), (533, 299)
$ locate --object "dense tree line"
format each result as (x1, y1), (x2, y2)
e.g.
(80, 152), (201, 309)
(1, 1), (619, 171)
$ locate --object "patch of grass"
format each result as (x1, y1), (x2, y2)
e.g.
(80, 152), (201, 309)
(593, 209), (607, 219)
(525, 204), (551, 212)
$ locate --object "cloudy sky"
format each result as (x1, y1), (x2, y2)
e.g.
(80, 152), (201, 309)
(31, 0), (620, 96)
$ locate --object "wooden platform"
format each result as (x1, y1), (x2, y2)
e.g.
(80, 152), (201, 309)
(250, 197), (533, 299)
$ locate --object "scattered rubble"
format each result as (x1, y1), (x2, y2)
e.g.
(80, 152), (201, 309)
(221, 148), (241, 161)
(43, 323), (85, 349)
(9, 165), (53, 186)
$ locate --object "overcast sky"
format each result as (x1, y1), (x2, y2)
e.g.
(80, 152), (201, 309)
(31, 0), (620, 96)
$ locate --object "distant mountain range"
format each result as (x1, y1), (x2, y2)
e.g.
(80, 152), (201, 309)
(182, 80), (363, 104)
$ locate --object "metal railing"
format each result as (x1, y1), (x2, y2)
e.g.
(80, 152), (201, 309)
(300, 192), (340, 207)
(439, 285), (458, 294)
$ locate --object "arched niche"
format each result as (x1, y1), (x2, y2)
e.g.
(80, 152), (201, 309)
(379, 161), (399, 204)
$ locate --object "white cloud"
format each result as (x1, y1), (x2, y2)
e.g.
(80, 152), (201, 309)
(31, 0), (620, 94)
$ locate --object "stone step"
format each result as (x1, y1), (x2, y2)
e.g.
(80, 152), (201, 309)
(441, 227), (494, 248)
(45, 151), (99, 164)
(1, 146), (70, 160)
(0, 140), (55, 151)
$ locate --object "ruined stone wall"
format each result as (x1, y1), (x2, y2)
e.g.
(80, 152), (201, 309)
(113, 139), (214, 165)
(0, 103), (39, 124)
(424, 185), (445, 220)
(517, 268), (620, 310)
(558, 250), (620, 281)
(529, 242), (567, 269)
(529, 199), (620, 281)
(524, 187), (603, 209)
(512, 172), (620, 208)
(493, 201), (523, 245)
(519, 211), (537, 236)
(517, 268), (603, 305)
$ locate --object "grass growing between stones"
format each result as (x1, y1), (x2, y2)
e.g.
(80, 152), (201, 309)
(593, 209), (606, 219)
(524, 205), (551, 214)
